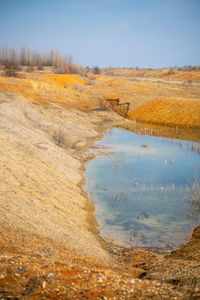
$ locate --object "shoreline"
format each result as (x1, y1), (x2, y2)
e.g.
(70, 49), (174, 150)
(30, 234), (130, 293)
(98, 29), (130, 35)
(82, 124), (200, 253)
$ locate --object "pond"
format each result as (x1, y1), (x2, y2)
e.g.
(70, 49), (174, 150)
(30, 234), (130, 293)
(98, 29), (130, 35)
(84, 127), (200, 249)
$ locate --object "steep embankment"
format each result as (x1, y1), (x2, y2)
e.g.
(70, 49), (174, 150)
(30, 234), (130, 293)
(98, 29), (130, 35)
(0, 88), (116, 263)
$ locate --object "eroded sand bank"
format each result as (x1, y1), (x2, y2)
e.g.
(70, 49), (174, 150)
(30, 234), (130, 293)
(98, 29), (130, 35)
(0, 88), (123, 264)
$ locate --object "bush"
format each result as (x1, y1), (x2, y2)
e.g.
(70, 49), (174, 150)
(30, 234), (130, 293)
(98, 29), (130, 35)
(93, 66), (100, 74)
(26, 65), (34, 72)
(4, 62), (19, 77)
(53, 130), (66, 147)
(37, 65), (44, 71)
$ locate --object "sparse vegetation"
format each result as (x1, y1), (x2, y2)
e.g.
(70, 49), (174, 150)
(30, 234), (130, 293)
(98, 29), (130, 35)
(0, 46), (87, 75)
(3, 62), (20, 77)
(53, 129), (66, 147)
(93, 66), (101, 74)
(178, 65), (200, 72)
(186, 174), (200, 221)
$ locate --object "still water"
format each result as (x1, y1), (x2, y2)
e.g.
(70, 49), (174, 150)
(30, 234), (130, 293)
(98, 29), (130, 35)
(85, 128), (200, 249)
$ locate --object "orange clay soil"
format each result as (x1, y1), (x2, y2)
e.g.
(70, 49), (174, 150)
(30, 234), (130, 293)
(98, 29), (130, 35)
(1, 68), (200, 129)
(0, 73), (97, 112)
(1, 221), (192, 300)
(128, 98), (200, 128)
(99, 68), (200, 129)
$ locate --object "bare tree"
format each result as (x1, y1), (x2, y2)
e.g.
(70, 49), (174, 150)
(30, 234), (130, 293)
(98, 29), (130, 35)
(0, 46), (9, 64)
(27, 48), (31, 66)
(0, 46), (87, 75)
(9, 48), (18, 66)
(49, 49), (55, 66)
(20, 46), (27, 66)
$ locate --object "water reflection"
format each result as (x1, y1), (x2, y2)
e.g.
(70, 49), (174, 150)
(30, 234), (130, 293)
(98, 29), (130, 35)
(184, 173), (200, 222)
(118, 121), (200, 143)
(85, 128), (200, 249)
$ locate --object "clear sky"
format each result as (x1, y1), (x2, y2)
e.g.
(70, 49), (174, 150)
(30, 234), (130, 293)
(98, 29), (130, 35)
(0, 0), (199, 68)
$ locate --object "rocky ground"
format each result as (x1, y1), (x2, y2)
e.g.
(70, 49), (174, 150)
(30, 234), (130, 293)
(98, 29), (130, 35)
(0, 69), (200, 299)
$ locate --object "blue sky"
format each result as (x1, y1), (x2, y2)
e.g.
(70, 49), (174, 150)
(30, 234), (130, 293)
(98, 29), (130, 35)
(0, 0), (199, 68)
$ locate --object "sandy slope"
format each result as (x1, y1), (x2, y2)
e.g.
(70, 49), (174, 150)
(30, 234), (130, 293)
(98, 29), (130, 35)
(0, 88), (123, 264)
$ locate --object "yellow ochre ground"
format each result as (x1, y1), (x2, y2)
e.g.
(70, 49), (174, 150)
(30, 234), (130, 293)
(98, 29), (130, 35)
(0, 68), (200, 129)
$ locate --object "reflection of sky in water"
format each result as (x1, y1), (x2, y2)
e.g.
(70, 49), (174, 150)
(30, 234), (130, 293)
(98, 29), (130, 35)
(85, 128), (200, 249)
